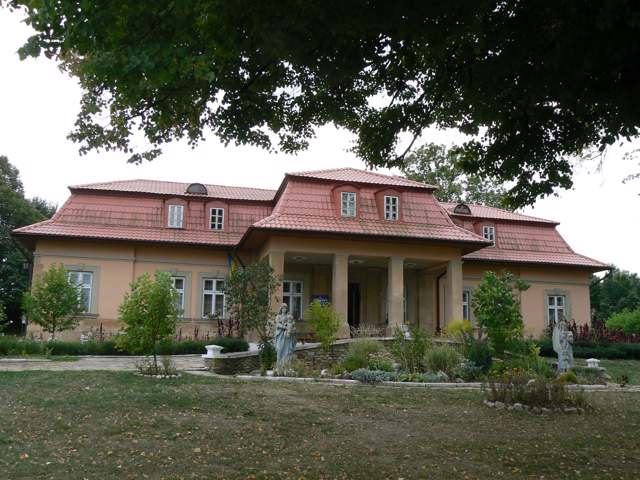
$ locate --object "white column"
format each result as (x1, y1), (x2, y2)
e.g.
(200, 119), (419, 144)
(268, 251), (285, 313)
(445, 257), (463, 326)
(387, 256), (404, 334)
(332, 253), (350, 338)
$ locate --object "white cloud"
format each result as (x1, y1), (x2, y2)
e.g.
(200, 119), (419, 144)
(1, 9), (638, 273)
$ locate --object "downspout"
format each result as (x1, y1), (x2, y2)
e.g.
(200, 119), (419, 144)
(435, 270), (447, 334)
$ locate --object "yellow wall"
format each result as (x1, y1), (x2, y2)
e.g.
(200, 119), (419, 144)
(31, 239), (232, 339)
(461, 262), (591, 337)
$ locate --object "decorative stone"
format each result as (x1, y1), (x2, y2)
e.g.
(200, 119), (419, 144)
(564, 407), (578, 414)
(541, 408), (551, 414)
(494, 401), (505, 409)
(532, 407), (541, 414)
(586, 358), (600, 369)
(202, 344), (224, 359)
(512, 403), (524, 411)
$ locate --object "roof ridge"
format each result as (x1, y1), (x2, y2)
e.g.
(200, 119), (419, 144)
(70, 178), (278, 193)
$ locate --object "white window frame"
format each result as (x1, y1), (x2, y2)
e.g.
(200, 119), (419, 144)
(171, 276), (186, 316)
(482, 225), (495, 244)
(547, 294), (566, 327)
(202, 278), (225, 319)
(68, 271), (93, 313)
(283, 280), (304, 320)
(384, 195), (399, 220)
(167, 204), (184, 228)
(341, 192), (356, 217)
(462, 290), (471, 322)
(210, 207), (224, 230)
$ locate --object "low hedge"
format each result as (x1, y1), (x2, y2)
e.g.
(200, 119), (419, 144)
(0, 335), (249, 356)
(538, 339), (640, 360)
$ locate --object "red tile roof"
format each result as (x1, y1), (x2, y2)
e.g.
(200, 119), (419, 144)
(440, 202), (558, 224)
(70, 179), (276, 202)
(12, 168), (608, 270)
(251, 213), (489, 245)
(287, 167), (436, 189)
(463, 248), (608, 269)
(13, 219), (241, 246)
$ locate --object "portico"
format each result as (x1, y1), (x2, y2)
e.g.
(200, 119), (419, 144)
(260, 235), (466, 337)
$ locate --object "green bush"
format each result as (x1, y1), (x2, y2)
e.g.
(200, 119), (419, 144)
(367, 353), (394, 372)
(456, 361), (485, 382)
(389, 325), (432, 373)
(606, 308), (640, 335)
(464, 336), (493, 372)
(558, 370), (578, 384)
(305, 300), (341, 351)
(425, 345), (462, 375)
(538, 339), (640, 360)
(0, 335), (248, 356)
(258, 340), (276, 373)
(341, 339), (382, 372)
(486, 370), (590, 409)
(350, 368), (398, 384)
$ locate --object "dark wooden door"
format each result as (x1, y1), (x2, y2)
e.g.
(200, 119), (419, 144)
(348, 283), (361, 328)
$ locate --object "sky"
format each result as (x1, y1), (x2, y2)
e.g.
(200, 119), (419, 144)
(1, 9), (639, 274)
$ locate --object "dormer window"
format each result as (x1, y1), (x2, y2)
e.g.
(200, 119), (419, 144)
(186, 183), (208, 195)
(384, 195), (399, 220)
(168, 205), (184, 228)
(210, 208), (224, 230)
(341, 192), (356, 217)
(454, 203), (472, 215)
(483, 225), (495, 244)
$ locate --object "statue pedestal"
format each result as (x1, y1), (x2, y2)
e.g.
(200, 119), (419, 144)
(202, 345), (224, 359)
(586, 358), (600, 369)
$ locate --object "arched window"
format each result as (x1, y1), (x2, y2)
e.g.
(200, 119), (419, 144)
(186, 183), (208, 195)
(453, 203), (471, 215)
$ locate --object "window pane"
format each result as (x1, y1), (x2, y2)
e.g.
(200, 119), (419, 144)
(216, 280), (224, 292)
(548, 308), (555, 322)
(204, 279), (214, 291)
(283, 282), (290, 293)
(557, 296), (564, 307)
(173, 278), (184, 290)
(214, 294), (224, 317)
(294, 282), (302, 294)
(80, 288), (90, 312)
(81, 273), (92, 285)
(283, 296), (291, 311)
(548, 296), (555, 306)
(203, 294), (213, 316)
(293, 296), (302, 319)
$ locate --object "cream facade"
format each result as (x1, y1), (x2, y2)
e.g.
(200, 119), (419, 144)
(15, 168), (608, 340)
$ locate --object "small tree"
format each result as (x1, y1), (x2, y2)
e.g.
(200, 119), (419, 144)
(22, 263), (82, 340)
(224, 260), (281, 341)
(116, 271), (178, 370)
(305, 300), (340, 352)
(472, 271), (529, 356)
(606, 308), (640, 335)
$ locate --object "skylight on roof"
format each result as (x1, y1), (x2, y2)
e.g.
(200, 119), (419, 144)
(186, 183), (208, 195)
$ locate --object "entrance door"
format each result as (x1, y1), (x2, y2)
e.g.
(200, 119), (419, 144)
(348, 283), (361, 328)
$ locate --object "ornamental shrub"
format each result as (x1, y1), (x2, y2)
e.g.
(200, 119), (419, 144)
(464, 336), (493, 372)
(350, 368), (398, 384)
(305, 300), (341, 352)
(425, 345), (462, 376)
(445, 319), (473, 340)
(472, 271), (529, 355)
(389, 325), (432, 373)
(558, 370), (578, 384)
(341, 338), (382, 371)
(606, 308), (640, 335)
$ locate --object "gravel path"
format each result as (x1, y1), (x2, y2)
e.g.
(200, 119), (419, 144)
(0, 355), (205, 371)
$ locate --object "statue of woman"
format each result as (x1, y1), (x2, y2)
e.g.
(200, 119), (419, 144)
(274, 303), (296, 374)
(552, 318), (574, 373)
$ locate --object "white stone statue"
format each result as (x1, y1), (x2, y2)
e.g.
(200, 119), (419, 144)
(552, 318), (574, 373)
(274, 303), (296, 374)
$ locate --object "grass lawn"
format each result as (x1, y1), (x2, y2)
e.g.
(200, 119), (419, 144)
(596, 359), (640, 385)
(1, 372), (639, 479)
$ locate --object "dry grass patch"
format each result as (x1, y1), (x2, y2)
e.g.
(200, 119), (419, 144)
(0, 372), (639, 479)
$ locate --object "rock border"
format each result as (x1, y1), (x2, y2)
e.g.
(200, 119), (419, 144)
(483, 399), (589, 414)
